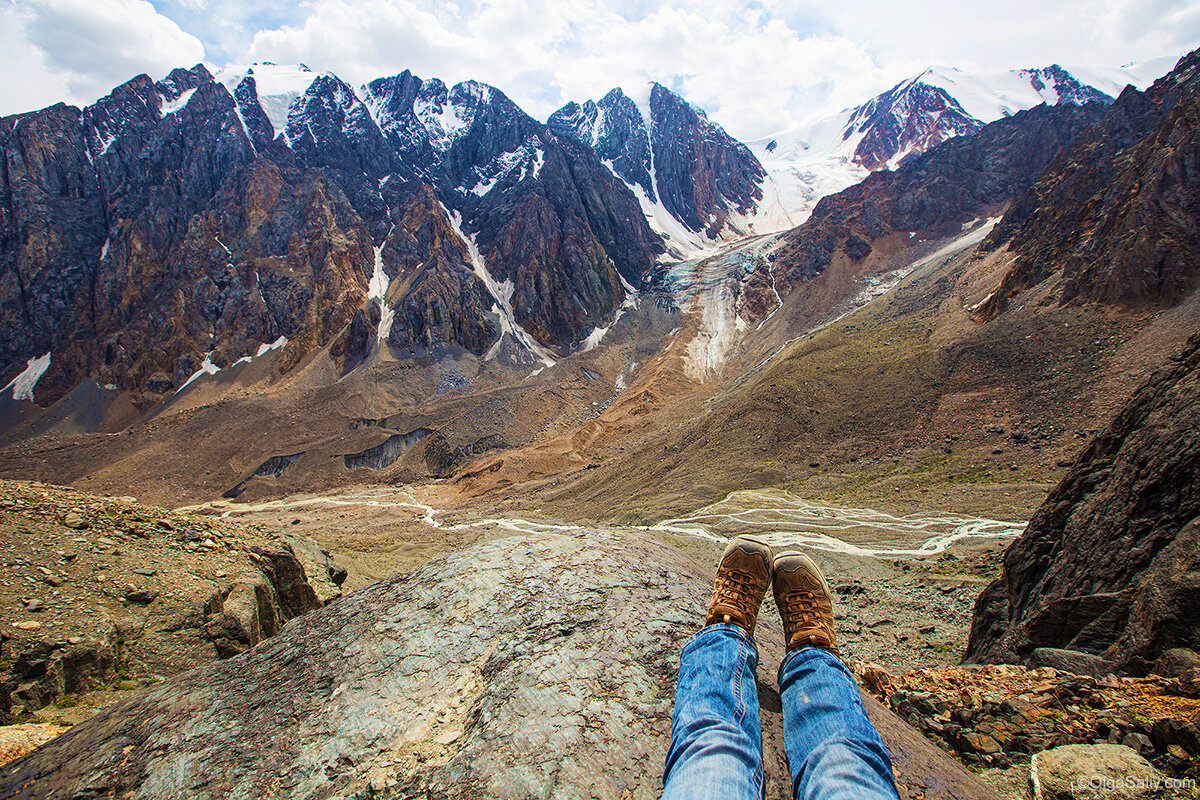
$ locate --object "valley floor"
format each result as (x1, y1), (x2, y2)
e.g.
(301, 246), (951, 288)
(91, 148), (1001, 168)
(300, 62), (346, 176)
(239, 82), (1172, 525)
(191, 482), (1020, 674)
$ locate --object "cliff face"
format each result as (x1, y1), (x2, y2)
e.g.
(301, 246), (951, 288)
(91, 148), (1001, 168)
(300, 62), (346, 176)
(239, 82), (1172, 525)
(1, 64), (662, 408)
(362, 72), (661, 350)
(965, 334), (1200, 675)
(548, 82), (768, 241)
(979, 50), (1200, 316)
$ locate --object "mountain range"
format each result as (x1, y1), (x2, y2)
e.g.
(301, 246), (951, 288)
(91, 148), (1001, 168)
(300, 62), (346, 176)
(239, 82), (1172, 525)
(1, 50), (1196, 513)
(748, 57), (1177, 223)
(2, 56), (1176, 408)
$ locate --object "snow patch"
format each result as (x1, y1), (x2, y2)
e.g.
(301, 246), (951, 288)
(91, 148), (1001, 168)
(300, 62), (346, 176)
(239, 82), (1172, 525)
(442, 204), (556, 368)
(467, 138), (545, 195)
(4, 352), (50, 402)
(578, 273), (639, 352)
(255, 336), (289, 357)
(368, 227), (397, 342)
(95, 130), (117, 157)
(966, 292), (995, 313)
(232, 336), (290, 366)
(216, 63), (318, 137)
(175, 352), (219, 394)
(159, 88), (196, 117)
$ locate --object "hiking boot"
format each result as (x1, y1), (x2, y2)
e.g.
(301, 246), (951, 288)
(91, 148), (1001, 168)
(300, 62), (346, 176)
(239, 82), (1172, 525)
(704, 536), (773, 633)
(773, 552), (839, 655)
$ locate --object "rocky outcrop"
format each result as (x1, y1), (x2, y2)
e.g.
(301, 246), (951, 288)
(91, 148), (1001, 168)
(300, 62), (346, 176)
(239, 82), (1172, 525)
(979, 50), (1200, 317)
(0, 530), (997, 800)
(0, 481), (345, 721)
(965, 334), (1200, 675)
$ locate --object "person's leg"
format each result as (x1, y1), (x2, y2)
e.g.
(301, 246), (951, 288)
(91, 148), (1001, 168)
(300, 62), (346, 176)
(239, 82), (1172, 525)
(772, 552), (901, 800)
(778, 646), (900, 800)
(662, 536), (774, 800)
(662, 623), (765, 800)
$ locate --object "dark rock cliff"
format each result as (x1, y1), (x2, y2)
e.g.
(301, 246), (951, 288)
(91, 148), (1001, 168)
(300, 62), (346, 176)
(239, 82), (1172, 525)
(363, 73), (661, 349)
(1, 65), (662, 407)
(979, 50), (1200, 316)
(549, 83), (767, 238)
(965, 333), (1200, 675)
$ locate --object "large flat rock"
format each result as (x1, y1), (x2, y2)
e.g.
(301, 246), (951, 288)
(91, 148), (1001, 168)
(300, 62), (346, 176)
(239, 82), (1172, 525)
(0, 530), (996, 799)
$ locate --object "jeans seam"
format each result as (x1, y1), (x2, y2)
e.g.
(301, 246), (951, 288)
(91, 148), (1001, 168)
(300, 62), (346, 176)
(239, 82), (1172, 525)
(733, 634), (746, 725)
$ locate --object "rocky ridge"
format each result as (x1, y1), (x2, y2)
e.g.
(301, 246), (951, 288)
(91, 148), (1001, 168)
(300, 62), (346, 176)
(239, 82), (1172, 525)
(0, 62), (662, 410)
(761, 101), (1106, 301)
(0, 480), (345, 722)
(965, 331), (1200, 675)
(549, 83), (770, 248)
(979, 50), (1200, 316)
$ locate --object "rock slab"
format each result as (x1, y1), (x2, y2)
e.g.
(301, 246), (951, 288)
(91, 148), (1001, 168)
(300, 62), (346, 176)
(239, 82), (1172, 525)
(0, 530), (995, 800)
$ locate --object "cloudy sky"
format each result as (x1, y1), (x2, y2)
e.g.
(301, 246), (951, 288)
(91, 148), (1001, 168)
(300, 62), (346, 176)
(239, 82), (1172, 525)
(1, 0), (1197, 139)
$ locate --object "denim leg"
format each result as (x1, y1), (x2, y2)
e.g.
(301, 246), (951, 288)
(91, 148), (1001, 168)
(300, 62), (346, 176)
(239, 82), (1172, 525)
(662, 624), (764, 800)
(778, 646), (901, 800)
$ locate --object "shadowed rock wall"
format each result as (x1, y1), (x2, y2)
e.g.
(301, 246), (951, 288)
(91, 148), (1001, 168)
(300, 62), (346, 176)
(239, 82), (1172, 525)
(966, 333), (1200, 674)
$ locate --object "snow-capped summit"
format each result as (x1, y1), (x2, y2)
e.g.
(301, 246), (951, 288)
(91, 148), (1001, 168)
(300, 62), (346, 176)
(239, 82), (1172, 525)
(750, 56), (1179, 222)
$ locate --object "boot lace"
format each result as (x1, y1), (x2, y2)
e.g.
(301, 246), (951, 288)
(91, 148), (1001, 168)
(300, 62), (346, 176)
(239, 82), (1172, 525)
(779, 589), (820, 621)
(714, 568), (760, 604)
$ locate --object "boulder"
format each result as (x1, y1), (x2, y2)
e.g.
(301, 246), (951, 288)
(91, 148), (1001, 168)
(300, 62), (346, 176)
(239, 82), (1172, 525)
(0, 530), (998, 800)
(1028, 648), (1115, 678)
(1153, 648), (1200, 678)
(979, 765), (1033, 800)
(1166, 667), (1200, 698)
(1032, 743), (1166, 800)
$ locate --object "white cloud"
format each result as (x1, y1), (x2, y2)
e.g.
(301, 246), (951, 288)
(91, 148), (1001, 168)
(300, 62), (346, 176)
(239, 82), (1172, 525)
(238, 0), (1197, 139)
(1, 0), (204, 115)
(1, 0), (1195, 140)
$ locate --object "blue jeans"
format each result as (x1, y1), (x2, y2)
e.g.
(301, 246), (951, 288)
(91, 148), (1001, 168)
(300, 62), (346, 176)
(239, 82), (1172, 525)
(662, 624), (901, 800)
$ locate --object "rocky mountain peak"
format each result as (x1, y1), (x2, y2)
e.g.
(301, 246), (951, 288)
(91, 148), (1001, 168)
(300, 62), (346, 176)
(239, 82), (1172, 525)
(549, 84), (655, 200)
(549, 80), (772, 252)
(284, 72), (397, 182)
(843, 76), (982, 170)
